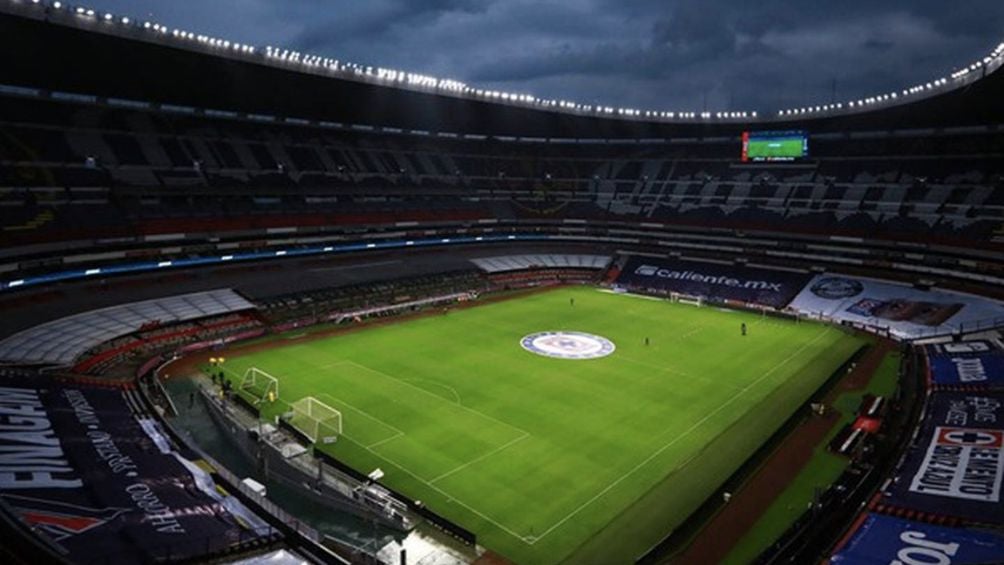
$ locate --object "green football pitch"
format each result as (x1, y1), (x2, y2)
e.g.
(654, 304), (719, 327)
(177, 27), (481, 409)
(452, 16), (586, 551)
(219, 286), (864, 564)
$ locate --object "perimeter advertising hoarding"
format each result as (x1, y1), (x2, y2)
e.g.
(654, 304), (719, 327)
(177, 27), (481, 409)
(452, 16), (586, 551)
(830, 513), (1004, 565)
(788, 275), (1004, 339)
(616, 256), (812, 308)
(0, 380), (272, 562)
(882, 392), (1004, 523)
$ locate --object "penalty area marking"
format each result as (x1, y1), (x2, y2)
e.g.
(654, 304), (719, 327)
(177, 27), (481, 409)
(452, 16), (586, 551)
(326, 360), (532, 437)
(429, 432), (531, 484)
(218, 364), (534, 542)
(366, 431), (405, 449)
(315, 392), (406, 449)
(400, 377), (463, 405)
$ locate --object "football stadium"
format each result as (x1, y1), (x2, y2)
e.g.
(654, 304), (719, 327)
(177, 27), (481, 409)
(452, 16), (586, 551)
(1, 2), (1003, 565)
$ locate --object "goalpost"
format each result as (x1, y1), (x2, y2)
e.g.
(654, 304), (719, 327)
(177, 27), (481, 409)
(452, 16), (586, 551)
(288, 396), (342, 445)
(239, 367), (279, 404)
(671, 292), (703, 307)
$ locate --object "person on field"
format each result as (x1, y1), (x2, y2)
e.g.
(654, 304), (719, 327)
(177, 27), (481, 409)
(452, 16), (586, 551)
(741, 322), (747, 336)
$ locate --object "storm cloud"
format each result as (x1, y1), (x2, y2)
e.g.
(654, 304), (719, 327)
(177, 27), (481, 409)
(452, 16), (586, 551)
(80, 0), (1004, 112)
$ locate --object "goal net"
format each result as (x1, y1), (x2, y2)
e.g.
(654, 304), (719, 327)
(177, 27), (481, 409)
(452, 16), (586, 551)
(288, 396), (342, 444)
(239, 367), (279, 404)
(671, 292), (703, 307)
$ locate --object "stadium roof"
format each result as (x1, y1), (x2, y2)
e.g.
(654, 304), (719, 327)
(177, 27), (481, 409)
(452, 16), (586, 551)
(2, 1), (1003, 137)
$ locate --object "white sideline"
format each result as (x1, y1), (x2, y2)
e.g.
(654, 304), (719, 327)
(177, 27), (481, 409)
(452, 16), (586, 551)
(527, 327), (834, 544)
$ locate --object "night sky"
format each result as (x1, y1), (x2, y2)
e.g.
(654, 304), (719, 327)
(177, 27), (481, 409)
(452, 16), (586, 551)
(78, 0), (1004, 113)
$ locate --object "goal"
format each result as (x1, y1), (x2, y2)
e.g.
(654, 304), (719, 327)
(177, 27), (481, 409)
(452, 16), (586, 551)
(288, 396), (342, 444)
(239, 367), (279, 404)
(671, 292), (703, 307)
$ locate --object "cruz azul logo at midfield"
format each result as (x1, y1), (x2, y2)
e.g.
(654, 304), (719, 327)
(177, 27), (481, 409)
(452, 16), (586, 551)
(521, 331), (615, 360)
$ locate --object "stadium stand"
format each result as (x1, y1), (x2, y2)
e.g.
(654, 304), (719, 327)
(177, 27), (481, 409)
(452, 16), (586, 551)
(0, 373), (281, 562)
(1, 2), (1003, 564)
(1, 91), (1002, 303)
(470, 254), (611, 273)
(830, 513), (1004, 564)
(0, 289), (254, 365)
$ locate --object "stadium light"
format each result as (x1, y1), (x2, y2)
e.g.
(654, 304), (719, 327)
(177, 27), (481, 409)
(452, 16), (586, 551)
(38, 0), (1002, 124)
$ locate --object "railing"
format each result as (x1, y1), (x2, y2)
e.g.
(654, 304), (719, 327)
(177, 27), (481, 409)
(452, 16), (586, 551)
(906, 314), (1004, 341)
(201, 451), (328, 547)
(793, 310), (1004, 343)
(136, 372), (353, 565)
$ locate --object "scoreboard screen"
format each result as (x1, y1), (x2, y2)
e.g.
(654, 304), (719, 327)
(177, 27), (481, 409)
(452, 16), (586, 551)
(741, 130), (809, 162)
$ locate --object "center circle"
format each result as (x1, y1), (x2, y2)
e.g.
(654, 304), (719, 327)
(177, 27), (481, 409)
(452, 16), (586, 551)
(520, 331), (616, 360)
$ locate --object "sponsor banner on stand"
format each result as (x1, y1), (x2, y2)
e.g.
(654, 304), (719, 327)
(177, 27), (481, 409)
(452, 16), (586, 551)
(614, 256), (812, 308)
(926, 342), (1004, 388)
(929, 356), (1004, 388)
(883, 391), (1004, 522)
(831, 513), (1004, 565)
(788, 275), (1004, 339)
(927, 341), (1000, 356)
(0, 379), (273, 562)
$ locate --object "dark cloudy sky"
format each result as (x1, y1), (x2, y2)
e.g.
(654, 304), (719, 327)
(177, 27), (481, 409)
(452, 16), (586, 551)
(80, 0), (1004, 112)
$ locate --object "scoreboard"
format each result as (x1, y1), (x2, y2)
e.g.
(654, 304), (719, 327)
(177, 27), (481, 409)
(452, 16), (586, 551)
(741, 130), (809, 162)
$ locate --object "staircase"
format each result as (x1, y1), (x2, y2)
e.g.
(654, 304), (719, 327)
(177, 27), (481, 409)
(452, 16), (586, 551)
(3, 209), (54, 232)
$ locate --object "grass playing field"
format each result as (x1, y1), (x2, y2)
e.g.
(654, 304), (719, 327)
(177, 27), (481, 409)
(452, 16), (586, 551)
(219, 286), (865, 564)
